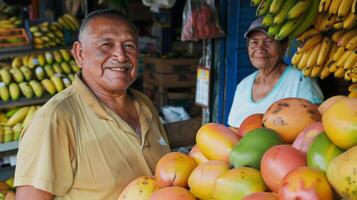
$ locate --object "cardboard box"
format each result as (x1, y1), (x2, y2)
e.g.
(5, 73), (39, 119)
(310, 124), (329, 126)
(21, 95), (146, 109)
(164, 116), (202, 148)
(143, 57), (198, 73)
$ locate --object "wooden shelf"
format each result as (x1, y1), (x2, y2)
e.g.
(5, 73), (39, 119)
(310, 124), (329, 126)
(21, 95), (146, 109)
(0, 95), (51, 110)
(0, 45), (72, 59)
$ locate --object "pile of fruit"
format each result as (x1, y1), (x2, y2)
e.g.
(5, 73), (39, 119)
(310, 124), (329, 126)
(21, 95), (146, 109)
(30, 13), (79, 49)
(0, 49), (80, 102)
(0, 105), (40, 143)
(117, 96), (357, 200)
(0, 3), (21, 30)
(0, 177), (15, 200)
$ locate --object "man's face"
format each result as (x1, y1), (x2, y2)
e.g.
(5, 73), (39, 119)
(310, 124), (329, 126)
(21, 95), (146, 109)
(247, 31), (284, 69)
(73, 16), (139, 94)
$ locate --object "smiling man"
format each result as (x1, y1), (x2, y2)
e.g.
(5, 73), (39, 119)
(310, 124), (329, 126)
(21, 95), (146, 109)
(227, 17), (324, 128)
(14, 9), (170, 200)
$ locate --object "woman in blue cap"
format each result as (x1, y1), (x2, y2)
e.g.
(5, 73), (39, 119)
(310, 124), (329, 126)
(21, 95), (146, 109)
(228, 17), (323, 128)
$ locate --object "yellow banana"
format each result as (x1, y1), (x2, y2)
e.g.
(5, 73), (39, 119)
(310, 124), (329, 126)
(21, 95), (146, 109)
(60, 62), (72, 75)
(345, 34), (357, 50)
(44, 65), (55, 78)
(38, 54), (46, 66)
(344, 51), (357, 69)
(20, 66), (32, 81)
(329, 62), (339, 73)
(338, 29), (357, 47)
(11, 57), (22, 69)
(343, 11), (357, 29)
(41, 79), (57, 95)
(352, 0), (357, 14)
(44, 51), (53, 64)
(52, 63), (63, 74)
(337, 0), (354, 19)
(288, 0), (311, 19)
(303, 67), (312, 76)
(345, 69), (353, 80)
(12, 122), (22, 141)
(333, 47), (346, 61)
(59, 49), (71, 62)
(319, 0), (332, 12)
(52, 50), (63, 63)
(19, 82), (34, 99)
(331, 29), (347, 43)
(332, 21), (343, 29)
(63, 13), (80, 30)
(22, 55), (30, 66)
(8, 83), (20, 101)
(35, 66), (46, 80)
(334, 68), (345, 78)
(0, 69), (12, 85)
(306, 43), (322, 68)
(291, 52), (303, 66)
(270, 0), (285, 14)
(320, 64), (331, 79)
(51, 76), (64, 92)
(9, 68), (24, 83)
(29, 80), (44, 98)
(317, 37), (332, 66)
(296, 28), (320, 41)
(22, 105), (37, 128)
(329, 0), (343, 15)
(3, 126), (13, 143)
(348, 83), (357, 91)
(336, 50), (353, 67)
(297, 48), (314, 70)
(0, 83), (10, 102)
(311, 66), (323, 77)
(297, 34), (322, 53)
(257, 0), (273, 16)
(6, 106), (30, 126)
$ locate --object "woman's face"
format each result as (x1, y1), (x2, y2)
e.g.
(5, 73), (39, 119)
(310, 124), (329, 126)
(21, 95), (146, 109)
(247, 31), (284, 70)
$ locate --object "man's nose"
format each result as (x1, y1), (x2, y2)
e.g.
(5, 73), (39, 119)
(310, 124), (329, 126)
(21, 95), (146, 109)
(113, 45), (127, 62)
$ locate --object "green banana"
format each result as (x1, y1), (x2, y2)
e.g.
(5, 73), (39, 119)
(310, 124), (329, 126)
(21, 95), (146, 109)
(6, 106), (29, 126)
(9, 68), (24, 83)
(287, 0), (311, 19)
(51, 76), (64, 92)
(268, 23), (283, 37)
(256, 0), (273, 16)
(275, 18), (302, 40)
(9, 82), (20, 101)
(35, 66), (46, 80)
(61, 62), (72, 75)
(29, 80), (44, 98)
(5, 108), (20, 118)
(69, 60), (81, 73)
(0, 82), (10, 102)
(12, 122), (22, 141)
(45, 51), (54, 64)
(251, 0), (263, 6)
(20, 66), (33, 81)
(3, 126), (13, 143)
(269, 0), (285, 14)
(59, 49), (71, 62)
(68, 74), (75, 82)
(19, 82), (34, 99)
(273, 0), (298, 25)
(262, 13), (274, 27)
(52, 63), (63, 74)
(44, 64), (55, 78)
(289, 0), (320, 40)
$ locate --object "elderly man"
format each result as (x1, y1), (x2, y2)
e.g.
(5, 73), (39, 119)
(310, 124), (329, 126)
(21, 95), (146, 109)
(228, 17), (324, 127)
(14, 9), (170, 200)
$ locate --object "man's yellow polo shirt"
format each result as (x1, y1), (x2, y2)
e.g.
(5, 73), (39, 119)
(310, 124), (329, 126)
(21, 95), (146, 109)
(14, 74), (171, 199)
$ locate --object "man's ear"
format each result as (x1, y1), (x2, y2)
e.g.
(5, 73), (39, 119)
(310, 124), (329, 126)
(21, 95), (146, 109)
(72, 41), (83, 69)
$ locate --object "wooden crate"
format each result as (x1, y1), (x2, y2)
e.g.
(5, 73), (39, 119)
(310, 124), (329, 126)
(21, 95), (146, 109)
(0, 28), (30, 48)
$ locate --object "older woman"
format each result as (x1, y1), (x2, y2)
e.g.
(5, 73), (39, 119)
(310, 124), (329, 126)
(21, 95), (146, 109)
(228, 17), (323, 128)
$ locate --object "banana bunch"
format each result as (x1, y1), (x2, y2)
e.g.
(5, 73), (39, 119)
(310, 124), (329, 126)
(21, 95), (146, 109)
(30, 21), (65, 49)
(291, 28), (357, 81)
(315, 0), (357, 31)
(0, 16), (21, 30)
(57, 13), (80, 32)
(0, 105), (40, 143)
(252, 0), (320, 40)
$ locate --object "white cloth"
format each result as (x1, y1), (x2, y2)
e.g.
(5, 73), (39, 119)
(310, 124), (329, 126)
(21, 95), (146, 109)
(228, 66), (323, 127)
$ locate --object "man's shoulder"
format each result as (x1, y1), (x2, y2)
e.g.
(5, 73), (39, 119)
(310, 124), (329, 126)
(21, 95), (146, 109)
(40, 86), (78, 115)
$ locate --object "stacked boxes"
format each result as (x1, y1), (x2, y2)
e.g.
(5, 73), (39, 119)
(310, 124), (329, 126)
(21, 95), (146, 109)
(143, 57), (198, 111)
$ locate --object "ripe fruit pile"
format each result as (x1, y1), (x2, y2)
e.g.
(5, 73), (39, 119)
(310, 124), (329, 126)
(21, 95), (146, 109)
(118, 97), (357, 200)
(0, 3), (21, 30)
(30, 13), (79, 49)
(0, 49), (79, 102)
(0, 105), (40, 143)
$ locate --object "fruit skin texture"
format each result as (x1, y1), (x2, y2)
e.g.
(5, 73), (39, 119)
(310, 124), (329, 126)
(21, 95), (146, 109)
(327, 145), (357, 200)
(322, 97), (357, 149)
(292, 122), (324, 154)
(155, 152), (196, 188)
(237, 113), (264, 137)
(260, 145), (306, 193)
(212, 167), (266, 200)
(318, 95), (346, 114)
(279, 167), (333, 200)
(188, 160), (229, 200)
(196, 123), (239, 162)
(117, 176), (159, 200)
(263, 98), (321, 143)
(243, 192), (278, 200)
(307, 133), (344, 172)
(149, 186), (196, 200)
(188, 144), (209, 165)
(229, 127), (284, 169)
